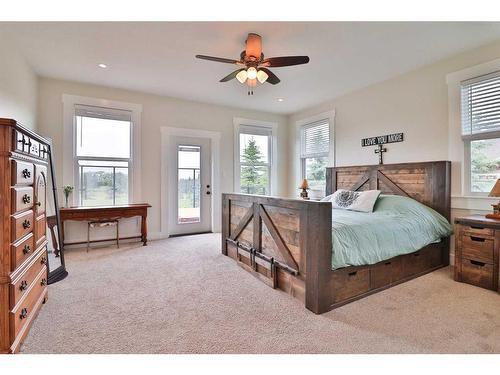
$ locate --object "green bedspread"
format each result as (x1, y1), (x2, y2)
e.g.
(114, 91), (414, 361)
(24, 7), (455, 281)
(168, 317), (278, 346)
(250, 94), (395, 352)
(331, 194), (453, 270)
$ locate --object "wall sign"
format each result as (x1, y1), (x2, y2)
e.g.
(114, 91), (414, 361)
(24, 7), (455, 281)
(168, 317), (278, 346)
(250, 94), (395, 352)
(361, 133), (404, 147)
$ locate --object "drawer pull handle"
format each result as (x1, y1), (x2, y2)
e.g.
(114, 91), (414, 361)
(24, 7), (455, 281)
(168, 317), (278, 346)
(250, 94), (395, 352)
(40, 278), (47, 286)
(385, 261), (392, 265)
(470, 236), (485, 242)
(414, 252), (420, 257)
(22, 244), (31, 254)
(470, 260), (485, 267)
(41, 256), (47, 265)
(19, 280), (28, 291)
(22, 220), (31, 229)
(22, 194), (31, 204)
(20, 308), (28, 320)
(348, 271), (358, 277)
(22, 169), (31, 178)
(35, 201), (41, 207)
(470, 226), (485, 230)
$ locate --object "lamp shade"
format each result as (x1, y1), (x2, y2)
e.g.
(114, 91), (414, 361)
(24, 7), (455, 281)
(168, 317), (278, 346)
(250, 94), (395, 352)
(299, 179), (309, 190)
(489, 178), (500, 197)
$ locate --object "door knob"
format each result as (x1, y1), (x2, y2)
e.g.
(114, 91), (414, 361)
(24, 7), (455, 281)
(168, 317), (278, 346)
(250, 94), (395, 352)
(206, 191), (211, 195)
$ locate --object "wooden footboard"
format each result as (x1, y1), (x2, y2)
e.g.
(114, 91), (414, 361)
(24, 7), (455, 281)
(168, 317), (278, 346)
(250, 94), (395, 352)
(222, 161), (451, 314)
(222, 194), (332, 310)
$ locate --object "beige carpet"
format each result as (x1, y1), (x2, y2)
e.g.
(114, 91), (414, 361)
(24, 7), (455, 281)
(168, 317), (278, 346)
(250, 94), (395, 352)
(21, 233), (500, 354)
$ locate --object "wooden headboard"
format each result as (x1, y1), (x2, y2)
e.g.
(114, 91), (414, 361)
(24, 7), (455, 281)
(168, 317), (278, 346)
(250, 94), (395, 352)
(326, 161), (451, 220)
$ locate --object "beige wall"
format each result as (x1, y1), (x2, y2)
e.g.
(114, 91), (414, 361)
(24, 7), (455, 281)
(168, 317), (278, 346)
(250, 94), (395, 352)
(288, 39), (500, 261)
(37, 77), (288, 241)
(289, 39), (500, 196)
(0, 44), (37, 129)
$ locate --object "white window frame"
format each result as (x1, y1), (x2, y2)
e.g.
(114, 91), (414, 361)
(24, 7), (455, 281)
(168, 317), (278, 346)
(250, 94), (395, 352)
(295, 110), (335, 198)
(463, 132), (500, 197)
(62, 94), (142, 206)
(233, 118), (278, 196)
(446, 58), (500, 211)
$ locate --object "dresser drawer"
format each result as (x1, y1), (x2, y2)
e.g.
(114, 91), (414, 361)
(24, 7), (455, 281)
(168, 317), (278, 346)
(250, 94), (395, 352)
(10, 269), (47, 340)
(10, 250), (47, 310)
(462, 225), (495, 238)
(370, 257), (403, 289)
(10, 233), (35, 272)
(11, 160), (34, 185)
(332, 268), (370, 302)
(11, 187), (34, 214)
(460, 258), (495, 290)
(461, 234), (494, 264)
(11, 210), (34, 242)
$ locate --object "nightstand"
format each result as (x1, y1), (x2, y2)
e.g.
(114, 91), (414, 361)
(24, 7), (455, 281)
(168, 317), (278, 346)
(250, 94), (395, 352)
(454, 215), (500, 292)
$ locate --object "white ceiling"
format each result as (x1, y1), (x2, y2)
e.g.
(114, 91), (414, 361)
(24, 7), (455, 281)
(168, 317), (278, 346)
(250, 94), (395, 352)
(1, 22), (500, 114)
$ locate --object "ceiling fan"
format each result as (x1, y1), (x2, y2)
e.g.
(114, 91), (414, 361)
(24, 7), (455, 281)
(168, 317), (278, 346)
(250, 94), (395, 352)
(195, 33), (310, 95)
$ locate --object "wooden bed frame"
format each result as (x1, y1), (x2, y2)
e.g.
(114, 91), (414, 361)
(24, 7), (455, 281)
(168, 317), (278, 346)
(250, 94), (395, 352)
(221, 161), (451, 314)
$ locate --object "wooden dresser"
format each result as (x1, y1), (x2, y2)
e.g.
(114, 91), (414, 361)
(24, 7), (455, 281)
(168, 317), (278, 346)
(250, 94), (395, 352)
(454, 215), (500, 292)
(0, 119), (49, 353)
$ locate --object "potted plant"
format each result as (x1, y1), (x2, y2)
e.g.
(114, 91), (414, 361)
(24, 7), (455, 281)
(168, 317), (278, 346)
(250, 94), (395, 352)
(63, 185), (74, 207)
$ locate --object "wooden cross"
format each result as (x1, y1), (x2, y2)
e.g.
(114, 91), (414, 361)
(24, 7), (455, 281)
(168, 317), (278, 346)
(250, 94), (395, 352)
(374, 144), (387, 165)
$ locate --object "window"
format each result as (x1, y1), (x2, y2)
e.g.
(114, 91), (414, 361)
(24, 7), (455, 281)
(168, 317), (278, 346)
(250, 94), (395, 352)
(177, 145), (201, 223)
(300, 119), (330, 193)
(461, 71), (500, 195)
(236, 125), (272, 195)
(75, 105), (132, 206)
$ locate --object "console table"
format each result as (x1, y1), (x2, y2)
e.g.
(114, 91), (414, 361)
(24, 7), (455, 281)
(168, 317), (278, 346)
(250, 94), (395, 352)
(60, 203), (151, 247)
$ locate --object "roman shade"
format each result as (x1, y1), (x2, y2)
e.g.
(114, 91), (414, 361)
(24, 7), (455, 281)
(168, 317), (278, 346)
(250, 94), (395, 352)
(300, 119), (330, 157)
(461, 70), (500, 139)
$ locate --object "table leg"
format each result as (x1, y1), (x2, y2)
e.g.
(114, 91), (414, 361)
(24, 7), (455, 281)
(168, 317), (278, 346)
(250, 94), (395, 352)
(141, 214), (147, 246)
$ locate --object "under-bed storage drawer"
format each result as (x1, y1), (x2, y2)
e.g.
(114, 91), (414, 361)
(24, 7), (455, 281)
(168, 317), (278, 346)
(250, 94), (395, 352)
(331, 268), (370, 303)
(460, 258), (495, 290)
(401, 246), (442, 277)
(370, 257), (403, 289)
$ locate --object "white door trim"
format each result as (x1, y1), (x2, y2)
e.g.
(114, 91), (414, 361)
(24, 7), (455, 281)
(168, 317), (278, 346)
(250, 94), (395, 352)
(160, 126), (221, 238)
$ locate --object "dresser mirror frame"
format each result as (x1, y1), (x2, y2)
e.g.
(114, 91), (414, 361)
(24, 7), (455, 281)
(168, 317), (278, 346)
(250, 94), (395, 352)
(47, 140), (68, 284)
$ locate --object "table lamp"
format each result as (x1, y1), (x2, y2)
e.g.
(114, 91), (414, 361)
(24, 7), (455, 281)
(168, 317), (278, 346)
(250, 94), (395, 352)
(486, 178), (500, 220)
(299, 179), (309, 199)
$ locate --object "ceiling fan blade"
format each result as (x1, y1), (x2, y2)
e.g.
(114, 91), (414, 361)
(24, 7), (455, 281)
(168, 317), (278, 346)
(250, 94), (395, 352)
(259, 68), (280, 85)
(219, 69), (245, 82)
(195, 55), (240, 64)
(262, 56), (310, 67)
(245, 33), (262, 59)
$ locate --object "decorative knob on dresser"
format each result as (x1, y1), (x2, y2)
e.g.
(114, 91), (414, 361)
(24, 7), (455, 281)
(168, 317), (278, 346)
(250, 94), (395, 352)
(41, 256), (47, 265)
(22, 244), (31, 254)
(22, 219), (31, 229)
(22, 168), (31, 178)
(40, 278), (47, 286)
(22, 194), (31, 204)
(19, 280), (28, 291)
(19, 308), (28, 320)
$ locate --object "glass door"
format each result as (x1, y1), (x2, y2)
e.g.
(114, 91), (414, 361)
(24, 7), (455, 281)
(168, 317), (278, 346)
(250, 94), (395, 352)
(168, 136), (211, 235)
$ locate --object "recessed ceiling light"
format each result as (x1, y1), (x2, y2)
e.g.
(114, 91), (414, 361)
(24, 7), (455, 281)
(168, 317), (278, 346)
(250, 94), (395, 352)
(98, 63), (108, 68)
(277, 98), (284, 102)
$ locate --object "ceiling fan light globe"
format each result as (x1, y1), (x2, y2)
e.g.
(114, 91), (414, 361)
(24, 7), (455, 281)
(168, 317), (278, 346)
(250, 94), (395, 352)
(236, 70), (248, 83)
(257, 69), (269, 83)
(247, 67), (257, 80)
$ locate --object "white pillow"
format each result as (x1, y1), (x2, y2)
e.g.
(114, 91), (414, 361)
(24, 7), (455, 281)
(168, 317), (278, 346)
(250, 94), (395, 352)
(327, 189), (381, 213)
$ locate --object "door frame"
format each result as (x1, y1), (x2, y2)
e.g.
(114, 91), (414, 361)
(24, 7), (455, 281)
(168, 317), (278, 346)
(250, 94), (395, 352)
(160, 126), (221, 238)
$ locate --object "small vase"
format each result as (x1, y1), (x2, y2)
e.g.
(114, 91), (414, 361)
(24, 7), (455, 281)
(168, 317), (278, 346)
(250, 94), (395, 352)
(65, 195), (69, 208)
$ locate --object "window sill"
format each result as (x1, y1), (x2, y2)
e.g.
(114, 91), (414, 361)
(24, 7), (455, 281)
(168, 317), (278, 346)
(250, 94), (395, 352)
(451, 195), (498, 211)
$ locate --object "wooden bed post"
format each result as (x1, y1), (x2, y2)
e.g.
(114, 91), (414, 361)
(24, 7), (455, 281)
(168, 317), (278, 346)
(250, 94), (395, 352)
(221, 195), (230, 256)
(304, 202), (333, 314)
